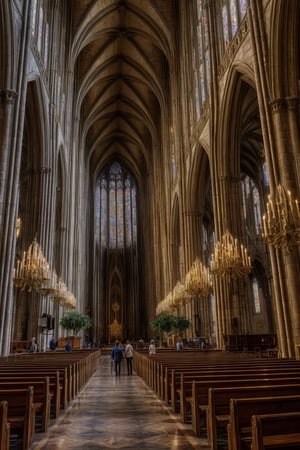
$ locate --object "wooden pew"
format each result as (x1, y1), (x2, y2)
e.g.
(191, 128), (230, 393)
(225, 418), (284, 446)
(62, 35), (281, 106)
(0, 379), (50, 432)
(0, 401), (10, 450)
(0, 370), (63, 419)
(0, 367), (67, 412)
(228, 395), (300, 450)
(177, 369), (300, 418)
(0, 386), (35, 450)
(207, 384), (300, 450)
(166, 362), (300, 407)
(251, 411), (300, 450)
(191, 378), (300, 439)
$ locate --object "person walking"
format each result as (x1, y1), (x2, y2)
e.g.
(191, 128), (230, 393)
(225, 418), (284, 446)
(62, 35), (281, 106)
(149, 339), (156, 355)
(111, 340), (123, 376)
(124, 340), (134, 375)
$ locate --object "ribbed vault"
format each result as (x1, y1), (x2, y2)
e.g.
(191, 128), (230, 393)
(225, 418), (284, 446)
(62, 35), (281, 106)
(69, 0), (174, 177)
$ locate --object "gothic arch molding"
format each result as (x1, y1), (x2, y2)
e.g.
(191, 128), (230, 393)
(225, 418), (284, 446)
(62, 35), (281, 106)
(170, 193), (180, 285)
(269, 0), (300, 98)
(218, 63), (256, 179)
(0, 1), (14, 87)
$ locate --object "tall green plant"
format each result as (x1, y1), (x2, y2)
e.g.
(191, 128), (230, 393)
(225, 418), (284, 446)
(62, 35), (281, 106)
(150, 314), (176, 336)
(150, 314), (191, 345)
(60, 311), (92, 336)
(173, 316), (191, 335)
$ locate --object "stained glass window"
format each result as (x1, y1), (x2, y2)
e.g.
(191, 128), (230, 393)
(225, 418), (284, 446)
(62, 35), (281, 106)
(171, 140), (177, 184)
(241, 175), (262, 235)
(31, 1), (50, 70)
(252, 277), (261, 313)
(222, 0), (248, 49)
(263, 161), (270, 187)
(222, 4), (230, 47)
(194, 0), (210, 115)
(230, 0), (238, 36)
(100, 180), (107, 246)
(95, 162), (137, 249)
(37, 6), (43, 52)
(32, 0), (37, 34)
(239, 0), (247, 17)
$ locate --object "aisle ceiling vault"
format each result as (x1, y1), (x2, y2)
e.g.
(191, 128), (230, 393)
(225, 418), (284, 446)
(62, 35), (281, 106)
(70, 0), (174, 178)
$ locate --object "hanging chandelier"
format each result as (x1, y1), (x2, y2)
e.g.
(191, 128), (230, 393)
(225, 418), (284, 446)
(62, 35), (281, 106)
(172, 280), (187, 306)
(185, 257), (212, 297)
(13, 237), (50, 293)
(210, 231), (251, 279)
(51, 274), (76, 309)
(262, 184), (300, 251)
(156, 291), (174, 315)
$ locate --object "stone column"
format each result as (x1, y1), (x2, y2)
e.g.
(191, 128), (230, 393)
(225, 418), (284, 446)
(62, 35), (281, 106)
(0, 90), (19, 355)
(268, 98), (300, 357)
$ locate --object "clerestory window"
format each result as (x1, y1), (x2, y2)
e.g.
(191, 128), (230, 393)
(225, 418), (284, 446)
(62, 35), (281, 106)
(95, 162), (137, 249)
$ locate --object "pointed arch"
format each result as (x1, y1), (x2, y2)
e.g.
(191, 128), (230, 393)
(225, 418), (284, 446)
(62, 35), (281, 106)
(170, 193), (181, 285)
(0, 1), (14, 86)
(269, 0), (300, 98)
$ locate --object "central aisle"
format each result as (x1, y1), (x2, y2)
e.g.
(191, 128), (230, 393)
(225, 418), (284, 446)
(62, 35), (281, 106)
(31, 354), (209, 450)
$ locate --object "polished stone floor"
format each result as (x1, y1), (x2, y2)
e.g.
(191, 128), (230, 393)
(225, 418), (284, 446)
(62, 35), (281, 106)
(31, 354), (211, 450)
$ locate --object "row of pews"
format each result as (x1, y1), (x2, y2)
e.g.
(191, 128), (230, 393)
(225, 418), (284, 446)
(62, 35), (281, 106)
(133, 349), (300, 450)
(0, 349), (100, 450)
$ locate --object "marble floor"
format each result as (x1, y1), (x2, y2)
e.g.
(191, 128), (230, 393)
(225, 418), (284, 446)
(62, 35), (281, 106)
(30, 354), (212, 450)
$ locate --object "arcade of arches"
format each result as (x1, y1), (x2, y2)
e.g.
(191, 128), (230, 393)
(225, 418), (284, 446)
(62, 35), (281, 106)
(0, 0), (300, 358)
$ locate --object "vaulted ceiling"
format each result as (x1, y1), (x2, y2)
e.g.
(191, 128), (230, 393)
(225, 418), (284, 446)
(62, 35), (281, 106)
(69, 0), (175, 179)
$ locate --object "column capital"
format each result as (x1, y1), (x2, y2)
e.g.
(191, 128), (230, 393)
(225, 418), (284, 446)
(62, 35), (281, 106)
(270, 98), (287, 113)
(183, 210), (203, 217)
(31, 167), (52, 175)
(286, 97), (299, 110)
(0, 89), (17, 104)
(220, 175), (240, 183)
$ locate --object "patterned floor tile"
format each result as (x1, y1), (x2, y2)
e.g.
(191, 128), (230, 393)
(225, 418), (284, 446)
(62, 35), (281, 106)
(31, 355), (212, 450)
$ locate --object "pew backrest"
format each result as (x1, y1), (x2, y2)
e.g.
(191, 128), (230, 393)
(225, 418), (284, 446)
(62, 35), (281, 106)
(251, 411), (300, 450)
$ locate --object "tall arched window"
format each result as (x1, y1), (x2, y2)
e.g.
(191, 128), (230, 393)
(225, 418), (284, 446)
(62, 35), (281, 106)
(31, 0), (50, 69)
(190, 0), (211, 126)
(221, 0), (247, 49)
(252, 277), (261, 313)
(241, 175), (262, 235)
(95, 162), (137, 249)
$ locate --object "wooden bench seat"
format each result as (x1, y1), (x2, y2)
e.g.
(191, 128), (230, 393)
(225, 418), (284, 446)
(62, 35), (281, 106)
(178, 371), (300, 422)
(191, 379), (300, 439)
(0, 366), (68, 411)
(0, 401), (10, 450)
(0, 379), (50, 432)
(0, 387), (35, 450)
(207, 384), (300, 450)
(251, 411), (300, 450)
(165, 362), (300, 406)
(228, 395), (300, 450)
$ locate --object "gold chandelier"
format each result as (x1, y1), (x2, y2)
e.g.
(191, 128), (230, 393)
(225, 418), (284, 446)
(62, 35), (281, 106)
(156, 291), (174, 315)
(185, 257), (212, 297)
(262, 184), (300, 251)
(172, 281), (187, 306)
(210, 231), (251, 279)
(50, 273), (77, 309)
(13, 238), (77, 308)
(13, 237), (50, 293)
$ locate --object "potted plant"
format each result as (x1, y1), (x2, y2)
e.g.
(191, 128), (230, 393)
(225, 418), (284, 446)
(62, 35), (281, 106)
(173, 316), (191, 336)
(150, 314), (176, 347)
(150, 314), (191, 347)
(59, 311), (92, 349)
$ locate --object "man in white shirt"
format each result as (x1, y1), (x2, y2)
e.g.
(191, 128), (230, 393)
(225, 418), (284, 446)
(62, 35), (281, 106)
(124, 340), (134, 375)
